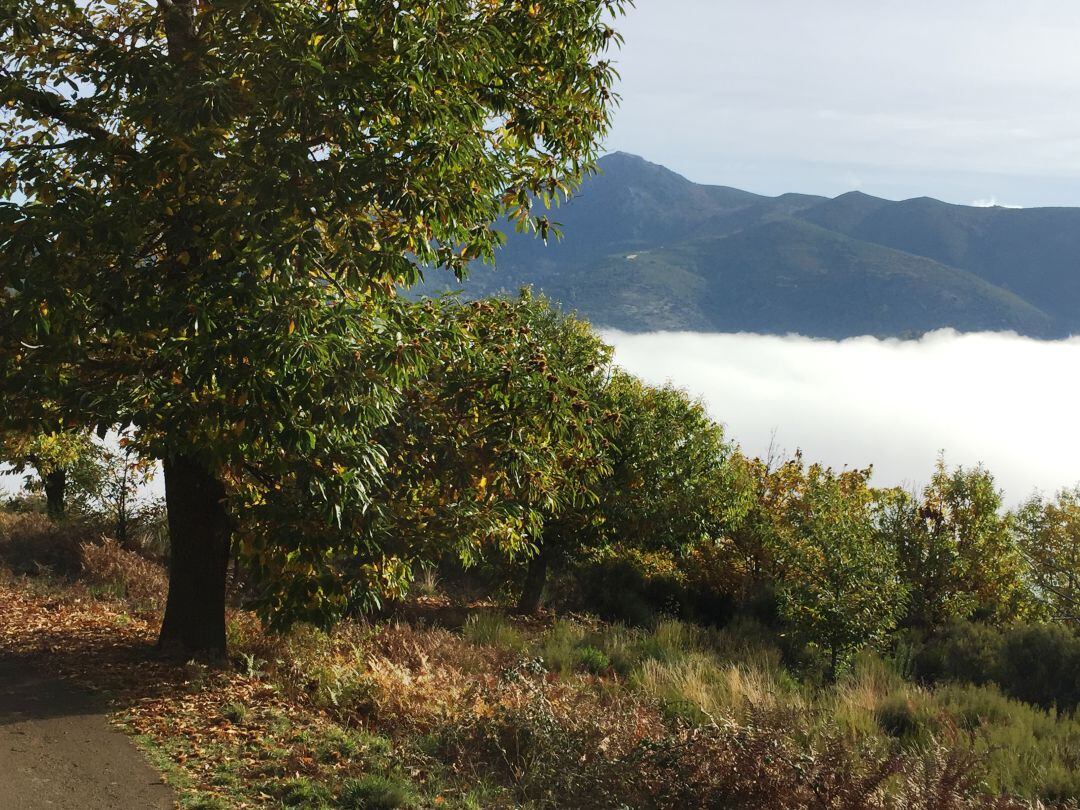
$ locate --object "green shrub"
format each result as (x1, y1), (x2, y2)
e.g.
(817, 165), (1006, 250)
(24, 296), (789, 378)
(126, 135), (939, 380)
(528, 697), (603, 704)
(575, 645), (610, 674)
(338, 775), (418, 809)
(912, 620), (1004, 686)
(998, 623), (1080, 710)
(574, 556), (682, 626)
(913, 620), (1080, 712)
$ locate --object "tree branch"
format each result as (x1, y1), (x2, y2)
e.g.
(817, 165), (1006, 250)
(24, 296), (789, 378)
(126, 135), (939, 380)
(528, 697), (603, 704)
(1, 80), (136, 157)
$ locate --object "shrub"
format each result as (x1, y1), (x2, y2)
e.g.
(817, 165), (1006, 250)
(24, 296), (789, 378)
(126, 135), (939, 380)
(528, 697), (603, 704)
(912, 621), (1004, 686)
(998, 623), (1080, 710)
(338, 775), (418, 810)
(575, 553), (685, 626)
(913, 620), (1080, 712)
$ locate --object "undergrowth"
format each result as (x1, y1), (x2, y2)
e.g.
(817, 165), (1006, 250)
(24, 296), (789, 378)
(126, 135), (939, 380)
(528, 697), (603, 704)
(3, 511), (1076, 808)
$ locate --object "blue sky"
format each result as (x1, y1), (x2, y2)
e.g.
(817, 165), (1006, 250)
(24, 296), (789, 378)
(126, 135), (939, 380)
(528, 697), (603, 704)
(605, 1), (1080, 207)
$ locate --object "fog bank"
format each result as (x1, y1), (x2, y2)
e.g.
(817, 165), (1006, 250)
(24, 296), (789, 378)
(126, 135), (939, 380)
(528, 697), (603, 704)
(603, 329), (1080, 504)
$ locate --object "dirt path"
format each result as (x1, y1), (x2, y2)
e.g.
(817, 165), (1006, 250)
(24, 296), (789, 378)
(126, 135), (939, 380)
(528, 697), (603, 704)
(0, 658), (175, 809)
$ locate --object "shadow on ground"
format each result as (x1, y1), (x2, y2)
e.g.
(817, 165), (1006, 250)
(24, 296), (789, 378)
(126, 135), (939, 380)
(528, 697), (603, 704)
(0, 649), (175, 810)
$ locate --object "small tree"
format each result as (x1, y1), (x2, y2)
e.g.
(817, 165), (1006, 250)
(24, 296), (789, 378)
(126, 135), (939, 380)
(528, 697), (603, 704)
(1015, 486), (1080, 620)
(238, 291), (616, 626)
(0, 430), (103, 519)
(95, 444), (157, 549)
(888, 458), (1030, 629)
(692, 451), (794, 607)
(516, 371), (740, 614)
(771, 462), (907, 678)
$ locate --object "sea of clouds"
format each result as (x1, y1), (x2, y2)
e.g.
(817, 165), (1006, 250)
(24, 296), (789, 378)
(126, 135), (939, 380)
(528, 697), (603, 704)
(602, 329), (1080, 505)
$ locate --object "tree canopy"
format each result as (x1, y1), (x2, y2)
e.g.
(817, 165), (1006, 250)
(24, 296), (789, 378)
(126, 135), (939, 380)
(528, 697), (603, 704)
(1016, 487), (1080, 621)
(887, 459), (1030, 629)
(0, 429), (103, 518)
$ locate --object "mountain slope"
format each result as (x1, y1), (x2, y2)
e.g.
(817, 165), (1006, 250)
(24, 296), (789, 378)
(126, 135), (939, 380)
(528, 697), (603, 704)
(799, 196), (1080, 326)
(528, 219), (1056, 338)
(421, 153), (1080, 338)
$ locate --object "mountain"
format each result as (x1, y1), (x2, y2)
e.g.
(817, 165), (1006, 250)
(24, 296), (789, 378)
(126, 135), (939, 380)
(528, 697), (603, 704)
(419, 153), (1080, 338)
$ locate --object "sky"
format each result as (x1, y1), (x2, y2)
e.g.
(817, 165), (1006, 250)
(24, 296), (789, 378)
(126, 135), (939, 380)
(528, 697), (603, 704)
(604, 329), (1080, 504)
(606, 0), (1080, 207)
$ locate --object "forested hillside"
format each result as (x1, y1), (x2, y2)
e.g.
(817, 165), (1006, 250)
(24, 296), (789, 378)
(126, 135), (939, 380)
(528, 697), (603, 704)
(424, 153), (1080, 338)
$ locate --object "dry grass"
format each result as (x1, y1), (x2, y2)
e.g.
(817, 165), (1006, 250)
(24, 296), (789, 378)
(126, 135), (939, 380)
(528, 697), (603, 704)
(0, 511), (95, 577)
(631, 654), (794, 724)
(80, 538), (168, 611)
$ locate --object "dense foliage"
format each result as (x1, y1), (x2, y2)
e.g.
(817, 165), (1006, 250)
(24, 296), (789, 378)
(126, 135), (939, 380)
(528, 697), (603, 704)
(0, 429), (102, 517)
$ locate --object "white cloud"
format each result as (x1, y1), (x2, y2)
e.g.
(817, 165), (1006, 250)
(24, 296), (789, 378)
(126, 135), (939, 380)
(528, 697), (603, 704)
(972, 196), (1023, 208)
(603, 329), (1080, 504)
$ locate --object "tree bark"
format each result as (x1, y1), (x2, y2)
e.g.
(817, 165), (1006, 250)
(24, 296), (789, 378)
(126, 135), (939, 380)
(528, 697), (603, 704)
(158, 453), (231, 657)
(517, 544), (551, 615)
(43, 470), (66, 520)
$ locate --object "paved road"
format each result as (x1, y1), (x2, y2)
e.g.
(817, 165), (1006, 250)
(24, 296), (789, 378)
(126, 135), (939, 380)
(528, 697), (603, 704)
(0, 658), (175, 809)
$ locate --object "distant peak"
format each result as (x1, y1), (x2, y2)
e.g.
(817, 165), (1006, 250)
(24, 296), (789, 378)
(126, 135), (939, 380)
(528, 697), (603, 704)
(594, 151), (697, 187)
(597, 151), (660, 171)
(833, 190), (884, 203)
(600, 151), (647, 162)
(908, 195), (950, 205)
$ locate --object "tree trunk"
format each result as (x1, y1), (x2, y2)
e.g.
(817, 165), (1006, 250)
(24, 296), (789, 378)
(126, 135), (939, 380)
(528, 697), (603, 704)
(43, 470), (66, 520)
(158, 453), (231, 658)
(517, 545), (551, 615)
